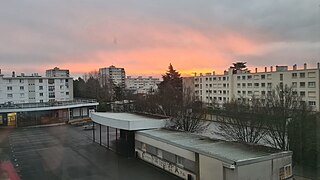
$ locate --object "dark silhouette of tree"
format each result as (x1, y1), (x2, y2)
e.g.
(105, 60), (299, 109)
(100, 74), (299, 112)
(157, 63), (183, 116)
(230, 62), (248, 74)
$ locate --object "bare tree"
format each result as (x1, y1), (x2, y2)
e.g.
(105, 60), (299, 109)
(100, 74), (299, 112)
(263, 84), (303, 150)
(167, 106), (209, 133)
(214, 97), (268, 144)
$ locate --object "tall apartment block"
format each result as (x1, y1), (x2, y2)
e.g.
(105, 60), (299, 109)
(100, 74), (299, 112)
(99, 65), (125, 88)
(183, 63), (320, 111)
(126, 76), (161, 95)
(46, 67), (70, 77)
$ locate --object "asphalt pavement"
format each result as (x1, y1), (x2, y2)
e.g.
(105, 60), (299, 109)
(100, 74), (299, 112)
(0, 125), (180, 180)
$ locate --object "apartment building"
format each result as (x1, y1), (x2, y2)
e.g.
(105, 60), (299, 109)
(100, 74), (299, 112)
(184, 63), (320, 111)
(126, 76), (161, 95)
(0, 68), (98, 127)
(99, 65), (125, 88)
(0, 70), (73, 104)
(46, 67), (70, 77)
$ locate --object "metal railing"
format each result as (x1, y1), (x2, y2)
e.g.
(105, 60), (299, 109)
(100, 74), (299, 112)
(0, 98), (98, 110)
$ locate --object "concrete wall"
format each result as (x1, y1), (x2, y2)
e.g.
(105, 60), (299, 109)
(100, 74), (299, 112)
(237, 160), (272, 180)
(199, 154), (223, 180)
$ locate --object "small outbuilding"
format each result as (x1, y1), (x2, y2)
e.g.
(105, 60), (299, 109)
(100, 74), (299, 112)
(135, 129), (293, 180)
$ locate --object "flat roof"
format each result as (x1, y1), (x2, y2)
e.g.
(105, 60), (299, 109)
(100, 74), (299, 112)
(91, 112), (167, 131)
(137, 129), (292, 165)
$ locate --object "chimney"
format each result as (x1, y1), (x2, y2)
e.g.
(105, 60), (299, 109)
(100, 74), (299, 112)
(12, 71), (15, 77)
(265, 67), (267, 72)
(212, 71), (215, 75)
(317, 63), (320, 69)
(270, 66), (273, 72)
(255, 68), (258, 73)
(304, 63), (307, 69)
(293, 64), (297, 70)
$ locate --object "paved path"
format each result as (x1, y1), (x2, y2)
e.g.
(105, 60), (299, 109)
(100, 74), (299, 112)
(0, 125), (180, 180)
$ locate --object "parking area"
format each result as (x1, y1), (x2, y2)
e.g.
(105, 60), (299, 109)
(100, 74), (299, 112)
(0, 125), (180, 180)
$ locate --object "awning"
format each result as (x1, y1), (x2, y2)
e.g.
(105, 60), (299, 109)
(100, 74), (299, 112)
(91, 112), (167, 130)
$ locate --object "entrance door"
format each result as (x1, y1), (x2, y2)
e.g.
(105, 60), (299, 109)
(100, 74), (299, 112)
(7, 113), (16, 126)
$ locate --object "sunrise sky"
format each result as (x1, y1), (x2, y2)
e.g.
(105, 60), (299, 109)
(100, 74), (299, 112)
(1, 0), (320, 78)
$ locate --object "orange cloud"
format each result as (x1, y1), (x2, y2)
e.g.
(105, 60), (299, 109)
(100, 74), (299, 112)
(54, 20), (265, 77)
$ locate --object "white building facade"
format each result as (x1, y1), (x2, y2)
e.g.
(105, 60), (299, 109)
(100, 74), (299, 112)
(0, 71), (73, 104)
(126, 76), (161, 95)
(0, 68), (98, 127)
(99, 65), (125, 88)
(184, 63), (320, 111)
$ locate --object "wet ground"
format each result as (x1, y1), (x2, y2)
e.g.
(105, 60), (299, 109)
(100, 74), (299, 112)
(0, 125), (180, 180)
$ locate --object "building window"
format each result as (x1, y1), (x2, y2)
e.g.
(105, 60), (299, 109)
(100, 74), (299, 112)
(7, 79), (12, 83)
(292, 82), (297, 88)
(237, 83), (241, 88)
(279, 164), (292, 180)
(40, 100), (44, 103)
(308, 72), (316, 78)
(176, 155), (183, 167)
(39, 79), (43, 83)
(308, 82), (316, 88)
(242, 76), (246, 80)
(261, 75), (265, 79)
(248, 83), (252, 87)
(308, 91), (316, 98)
(20, 93), (24, 98)
(300, 91), (305, 96)
(254, 83), (259, 88)
(267, 83), (272, 88)
(39, 93), (43, 97)
(66, 92), (69, 95)
(20, 86), (24, 90)
(261, 83), (265, 88)
(247, 75), (252, 80)
(300, 72), (305, 78)
(309, 101), (316, 106)
(48, 86), (55, 91)
(48, 79), (54, 84)
(237, 76), (240, 80)
(280, 74), (283, 81)
(156, 149), (163, 158)
(20, 79), (24, 83)
(7, 86), (12, 91)
(39, 86), (43, 90)
(267, 74), (272, 80)
(7, 94), (13, 98)
(300, 82), (305, 88)
(49, 92), (55, 98)
(292, 73), (297, 78)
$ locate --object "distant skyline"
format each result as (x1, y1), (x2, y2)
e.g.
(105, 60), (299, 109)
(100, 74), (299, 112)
(1, 0), (320, 77)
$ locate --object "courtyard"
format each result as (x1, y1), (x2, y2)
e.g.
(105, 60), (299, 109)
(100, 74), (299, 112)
(0, 125), (180, 180)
